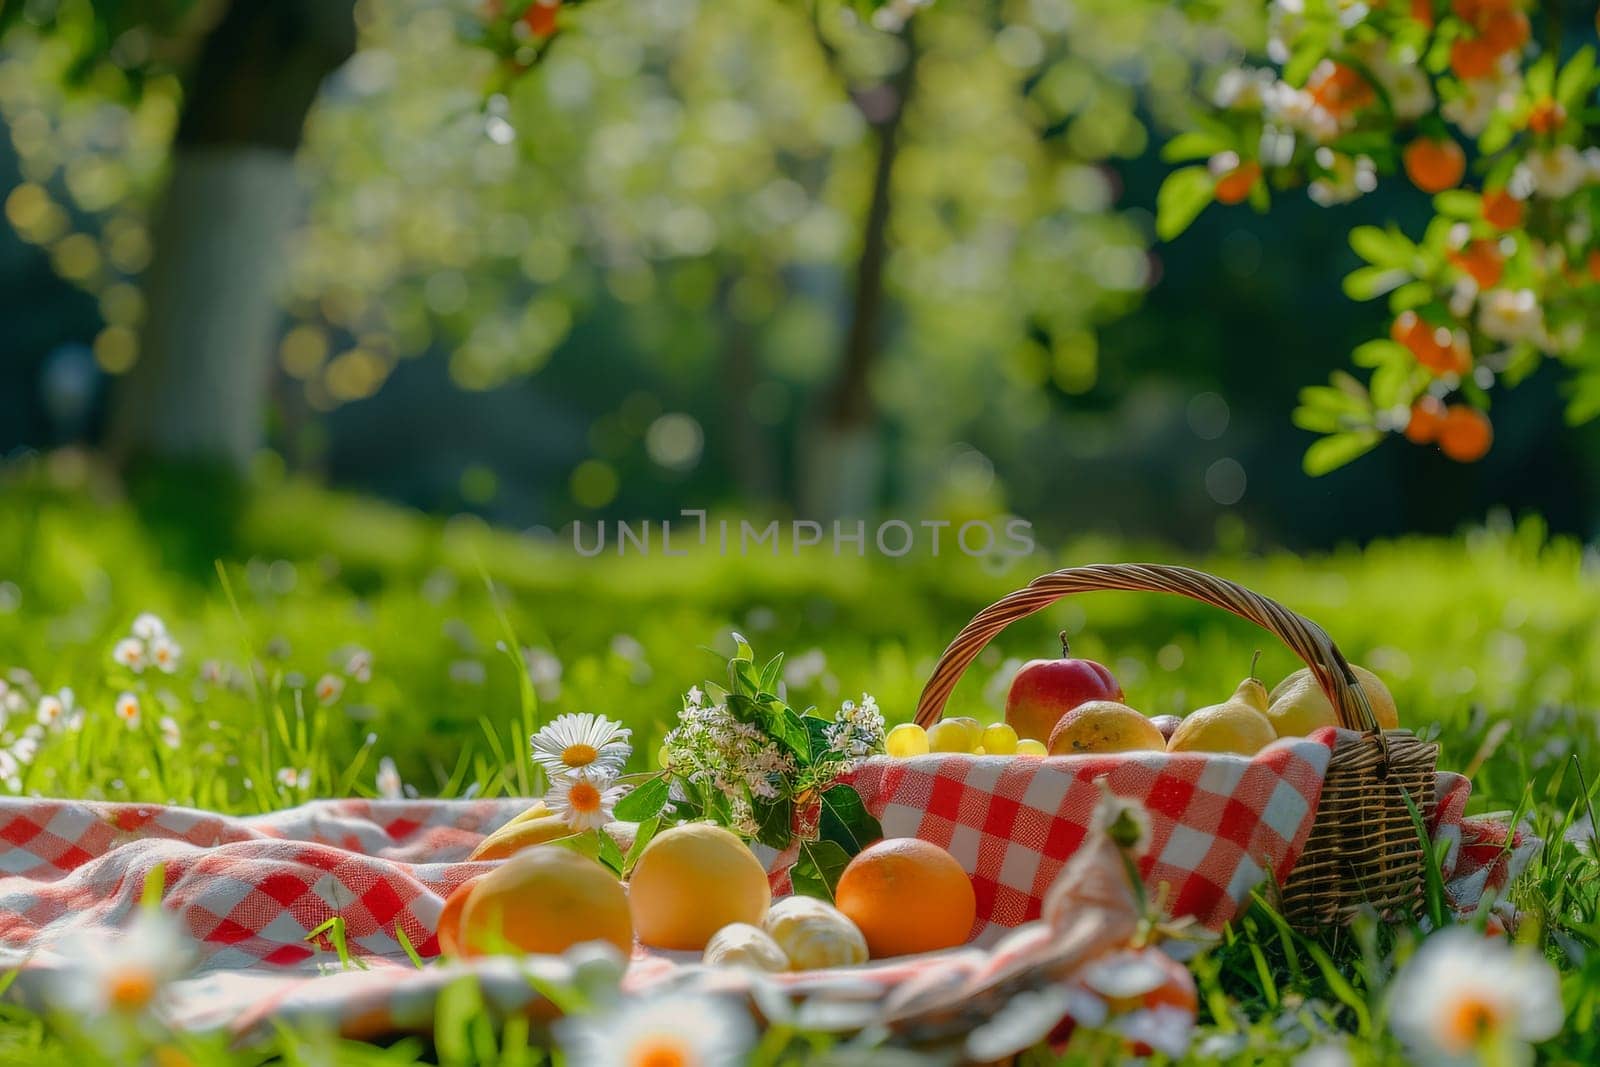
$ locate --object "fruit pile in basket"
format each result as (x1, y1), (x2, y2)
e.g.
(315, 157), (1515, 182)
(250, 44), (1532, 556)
(887, 633), (1399, 759)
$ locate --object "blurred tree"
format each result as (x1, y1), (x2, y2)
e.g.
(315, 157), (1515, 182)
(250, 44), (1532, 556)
(3, 0), (1248, 517)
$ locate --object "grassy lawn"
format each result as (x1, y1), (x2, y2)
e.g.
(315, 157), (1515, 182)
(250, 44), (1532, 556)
(2, 465), (1598, 1063)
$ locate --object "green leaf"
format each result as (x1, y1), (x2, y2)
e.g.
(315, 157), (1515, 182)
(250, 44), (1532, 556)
(622, 816), (660, 876)
(1348, 226), (1410, 268)
(1351, 339), (1411, 368)
(767, 706), (812, 761)
(1527, 53), (1556, 98)
(1155, 166), (1214, 241)
(753, 793), (795, 850)
(818, 784), (882, 855)
(1565, 372), (1600, 425)
(614, 776), (670, 822)
(1432, 190), (1480, 219)
(803, 714), (833, 761)
(1161, 130), (1230, 163)
(1557, 48), (1597, 109)
(759, 653), (785, 694)
(1303, 431), (1383, 476)
(789, 840), (853, 902)
(1388, 281), (1433, 312)
(597, 830), (627, 876)
(1342, 266), (1409, 301)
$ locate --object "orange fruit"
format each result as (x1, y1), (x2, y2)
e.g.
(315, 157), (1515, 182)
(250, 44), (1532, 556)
(1404, 137), (1466, 194)
(1449, 38), (1499, 80)
(1588, 248), (1600, 282)
(1215, 161), (1261, 205)
(1309, 62), (1375, 116)
(1437, 405), (1493, 462)
(1047, 700), (1168, 755)
(1393, 312), (1470, 375)
(1481, 10), (1530, 54)
(1404, 396), (1448, 444)
(458, 848), (632, 957)
(520, 0), (559, 37)
(435, 875), (485, 957)
(1448, 239), (1505, 289)
(835, 839), (976, 958)
(629, 823), (771, 950)
(1482, 188), (1523, 229)
(1410, 0), (1434, 26)
(1526, 97), (1565, 134)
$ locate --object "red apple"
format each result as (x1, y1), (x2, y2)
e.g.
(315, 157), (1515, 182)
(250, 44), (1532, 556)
(1004, 632), (1123, 745)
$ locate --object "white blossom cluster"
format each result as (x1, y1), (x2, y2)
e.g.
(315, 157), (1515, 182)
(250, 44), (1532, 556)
(662, 687), (797, 835)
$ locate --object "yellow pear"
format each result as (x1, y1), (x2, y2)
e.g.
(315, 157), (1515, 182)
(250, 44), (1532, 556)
(1267, 666), (1398, 737)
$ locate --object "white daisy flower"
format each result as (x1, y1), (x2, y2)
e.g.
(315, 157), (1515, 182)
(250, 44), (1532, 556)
(148, 635), (181, 675)
(158, 716), (181, 750)
(114, 692), (141, 728)
(130, 613), (166, 641)
(113, 638), (146, 673)
(530, 713), (632, 779)
(546, 771), (627, 831)
(44, 908), (192, 1018)
(555, 991), (756, 1067)
(36, 688), (73, 730)
(276, 767), (310, 790)
(314, 674), (344, 706)
(1388, 929), (1561, 1063)
(11, 735), (38, 765)
(345, 649), (372, 683)
(376, 756), (403, 800)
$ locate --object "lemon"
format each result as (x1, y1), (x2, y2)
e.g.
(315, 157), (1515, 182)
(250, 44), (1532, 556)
(980, 723), (1019, 755)
(927, 720), (976, 753)
(885, 723), (930, 757)
(629, 823), (771, 950)
(1015, 739), (1048, 756)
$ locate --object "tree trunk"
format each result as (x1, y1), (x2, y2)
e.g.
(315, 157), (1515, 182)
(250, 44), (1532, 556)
(799, 28), (918, 518)
(109, 0), (356, 472)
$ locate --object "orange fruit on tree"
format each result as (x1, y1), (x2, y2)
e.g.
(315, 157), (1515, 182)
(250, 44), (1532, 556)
(1449, 38), (1499, 80)
(1393, 311), (1470, 375)
(1481, 10), (1530, 54)
(1410, 0), (1434, 26)
(1448, 239), (1505, 289)
(835, 838), (976, 958)
(520, 0), (559, 37)
(1308, 62), (1375, 116)
(1404, 396), (1448, 444)
(1437, 405), (1493, 462)
(628, 823), (771, 950)
(1482, 188), (1523, 229)
(1588, 248), (1600, 282)
(1403, 137), (1466, 194)
(1215, 161), (1261, 205)
(457, 848), (632, 957)
(1526, 97), (1566, 134)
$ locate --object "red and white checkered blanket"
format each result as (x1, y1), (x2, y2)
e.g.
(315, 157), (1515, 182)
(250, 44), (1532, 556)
(0, 729), (1530, 1042)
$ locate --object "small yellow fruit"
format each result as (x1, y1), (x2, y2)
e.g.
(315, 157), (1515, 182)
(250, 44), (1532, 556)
(458, 848), (632, 957)
(1015, 739), (1049, 756)
(980, 723), (1019, 755)
(928, 720), (976, 753)
(1268, 666), (1399, 736)
(629, 823), (772, 950)
(1047, 701), (1167, 755)
(762, 896), (868, 970)
(1166, 703), (1277, 755)
(886, 723), (930, 757)
(949, 716), (984, 750)
(703, 922), (789, 972)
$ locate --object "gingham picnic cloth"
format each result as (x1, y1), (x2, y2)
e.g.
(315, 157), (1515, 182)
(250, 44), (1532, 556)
(0, 732), (1529, 1042)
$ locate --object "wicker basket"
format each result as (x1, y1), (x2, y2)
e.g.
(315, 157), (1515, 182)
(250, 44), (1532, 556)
(913, 563), (1439, 930)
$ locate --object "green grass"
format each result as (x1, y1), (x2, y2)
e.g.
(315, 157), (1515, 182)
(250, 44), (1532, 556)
(1, 462), (1598, 1064)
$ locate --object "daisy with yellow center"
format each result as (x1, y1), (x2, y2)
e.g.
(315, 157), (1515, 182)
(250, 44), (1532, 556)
(530, 713), (632, 780)
(547, 771), (627, 831)
(1388, 928), (1560, 1062)
(45, 909), (191, 1020)
(114, 692), (141, 728)
(555, 991), (755, 1067)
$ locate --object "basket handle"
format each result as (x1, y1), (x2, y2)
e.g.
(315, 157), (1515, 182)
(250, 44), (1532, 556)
(914, 563), (1384, 742)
